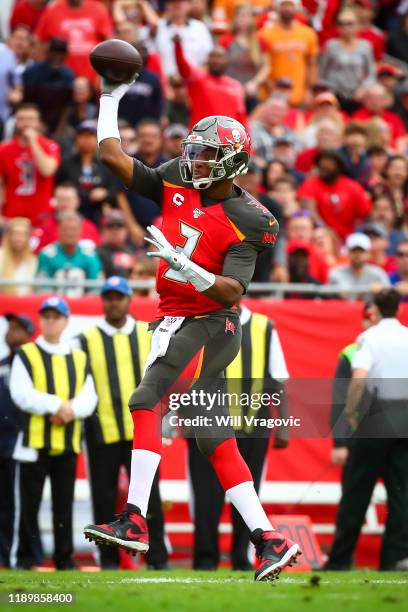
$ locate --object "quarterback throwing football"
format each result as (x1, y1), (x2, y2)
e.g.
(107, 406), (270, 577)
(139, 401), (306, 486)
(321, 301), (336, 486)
(83, 77), (301, 581)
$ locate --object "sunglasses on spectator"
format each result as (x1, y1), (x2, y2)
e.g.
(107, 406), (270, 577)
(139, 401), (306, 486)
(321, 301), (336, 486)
(396, 251), (408, 258)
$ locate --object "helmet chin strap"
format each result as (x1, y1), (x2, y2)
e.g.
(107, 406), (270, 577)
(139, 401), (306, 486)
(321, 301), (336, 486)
(192, 177), (214, 190)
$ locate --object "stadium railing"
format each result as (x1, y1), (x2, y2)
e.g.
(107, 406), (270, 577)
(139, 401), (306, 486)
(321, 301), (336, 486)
(0, 279), (377, 298)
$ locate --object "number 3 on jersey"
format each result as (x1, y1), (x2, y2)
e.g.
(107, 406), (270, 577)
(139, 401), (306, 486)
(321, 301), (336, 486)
(164, 221), (202, 283)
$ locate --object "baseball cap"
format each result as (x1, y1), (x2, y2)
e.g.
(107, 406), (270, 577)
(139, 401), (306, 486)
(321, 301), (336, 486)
(286, 239), (312, 255)
(4, 313), (35, 336)
(163, 124), (189, 139)
(101, 276), (132, 296)
(76, 120), (97, 135)
(377, 63), (403, 79)
(346, 233), (371, 251)
(355, 0), (376, 9)
(102, 210), (125, 228)
(39, 296), (70, 317)
(360, 222), (388, 238)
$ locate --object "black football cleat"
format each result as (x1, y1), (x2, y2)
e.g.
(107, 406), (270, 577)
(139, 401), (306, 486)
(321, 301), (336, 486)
(83, 503), (149, 555)
(250, 529), (301, 582)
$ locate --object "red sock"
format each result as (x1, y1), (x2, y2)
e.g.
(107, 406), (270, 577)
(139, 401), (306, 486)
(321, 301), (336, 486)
(131, 409), (162, 454)
(208, 438), (252, 491)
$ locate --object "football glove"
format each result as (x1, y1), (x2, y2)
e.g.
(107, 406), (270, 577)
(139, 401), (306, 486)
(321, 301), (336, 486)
(145, 225), (215, 292)
(101, 76), (136, 102)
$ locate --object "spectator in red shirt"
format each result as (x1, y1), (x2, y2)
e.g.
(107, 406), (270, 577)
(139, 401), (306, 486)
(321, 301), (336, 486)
(297, 149), (372, 240)
(10, 0), (47, 33)
(173, 34), (248, 129)
(286, 240), (322, 298)
(295, 117), (343, 174)
(35, 0), (112, 84)
(352, 84), (406, 148)
(33, 182), (101, 253)
(355, 0), (385, 62)
(286, 211), (329, 283)
(0, 102), (60, 226)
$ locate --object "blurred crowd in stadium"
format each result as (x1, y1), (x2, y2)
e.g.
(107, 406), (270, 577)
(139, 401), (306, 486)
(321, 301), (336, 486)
(0, 0), (408, 297)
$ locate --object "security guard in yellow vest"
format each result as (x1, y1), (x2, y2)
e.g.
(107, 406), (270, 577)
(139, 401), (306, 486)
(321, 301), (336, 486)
(187, 303), (290, 570)
(76, 276), (168, 570)
(9, 297), (97, 570)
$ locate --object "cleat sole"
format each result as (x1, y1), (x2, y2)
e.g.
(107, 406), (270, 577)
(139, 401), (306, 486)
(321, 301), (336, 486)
(255, 545), (302, 583)
(83, 528), (149, 554)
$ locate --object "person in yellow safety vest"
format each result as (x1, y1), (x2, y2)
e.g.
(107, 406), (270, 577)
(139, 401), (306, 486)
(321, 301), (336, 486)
(9, 296), (97, 570)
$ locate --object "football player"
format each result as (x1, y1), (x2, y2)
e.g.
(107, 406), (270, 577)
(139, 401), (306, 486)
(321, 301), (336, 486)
(83, 78), (301, 581)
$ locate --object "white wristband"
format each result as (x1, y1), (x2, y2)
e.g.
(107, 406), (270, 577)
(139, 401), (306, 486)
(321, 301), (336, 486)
(178, 254), (216, 292)
(97, 95), (121, 144)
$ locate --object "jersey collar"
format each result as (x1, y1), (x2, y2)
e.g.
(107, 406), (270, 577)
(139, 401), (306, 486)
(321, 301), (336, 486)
(36, 335), (71, 355)
(99, 315), (136, 336)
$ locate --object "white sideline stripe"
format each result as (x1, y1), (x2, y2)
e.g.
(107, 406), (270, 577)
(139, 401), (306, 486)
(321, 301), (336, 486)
(58, 479), (387, 505)
(109, 577), (408, 585)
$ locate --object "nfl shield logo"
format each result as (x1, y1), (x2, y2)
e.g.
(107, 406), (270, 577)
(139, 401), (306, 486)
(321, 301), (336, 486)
(193, 208), (204, 219)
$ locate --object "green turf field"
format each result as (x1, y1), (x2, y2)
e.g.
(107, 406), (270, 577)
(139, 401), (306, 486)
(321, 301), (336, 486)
(1, 570), (408, 611)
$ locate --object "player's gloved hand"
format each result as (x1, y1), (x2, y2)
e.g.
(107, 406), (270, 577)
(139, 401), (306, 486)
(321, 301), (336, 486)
(145, 225), (188, 271)
(101, 76), (137, 102)
(144, 225), (215, 292)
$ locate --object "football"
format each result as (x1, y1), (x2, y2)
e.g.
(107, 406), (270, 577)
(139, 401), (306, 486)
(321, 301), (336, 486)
(90, 39), (143, 83)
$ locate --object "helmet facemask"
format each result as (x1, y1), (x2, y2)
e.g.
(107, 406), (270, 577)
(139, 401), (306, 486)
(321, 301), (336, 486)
(180, 141), (249, 190)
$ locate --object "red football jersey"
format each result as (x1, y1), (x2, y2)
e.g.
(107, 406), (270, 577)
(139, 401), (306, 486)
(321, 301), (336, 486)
(130, 159), (277, 318)
(0, 136), (60, 225)
(35, 0), (112, 83)
(297, 175), (372, 240)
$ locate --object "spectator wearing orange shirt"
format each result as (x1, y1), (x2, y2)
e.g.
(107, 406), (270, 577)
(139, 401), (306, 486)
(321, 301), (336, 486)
(35, 0), (112, 85)
(211, 0), (271, 29)
(258, 0), (319, 106)
(174, 35), (248, 129)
